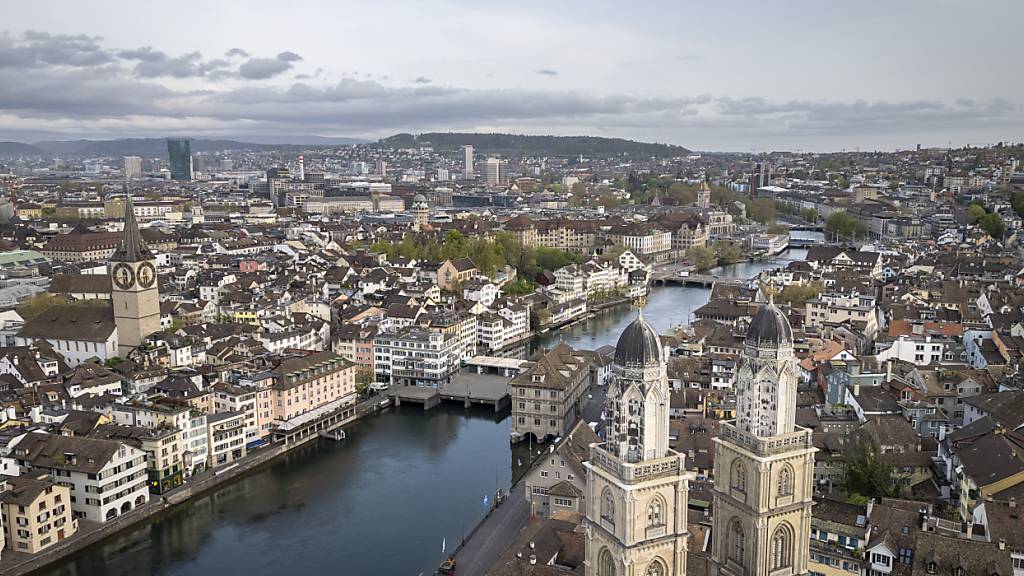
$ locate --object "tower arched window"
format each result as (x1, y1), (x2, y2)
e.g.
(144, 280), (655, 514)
(647, 497), (664, 527)
(778, 465), (793, 497)
(771, 524), (794, 570)
(645, 558), (666, 576)
(600, 488), (615, 527)
(598, 547), (616, 576)
(730, 520), (746, 565)
(732, 461), (747, 493)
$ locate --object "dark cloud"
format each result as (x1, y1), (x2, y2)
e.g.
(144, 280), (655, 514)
(131, 51), (230, 78)
(238, 51), (303, 79)
(225, 48), (249, 58)
(536, 69), (558, 76)
(117, 46), (166, 62)
(0, 31), (114, 68)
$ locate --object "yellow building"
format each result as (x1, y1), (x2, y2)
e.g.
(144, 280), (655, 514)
(1, 474), (78, 554)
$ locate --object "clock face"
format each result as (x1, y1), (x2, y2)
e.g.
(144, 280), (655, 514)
(137, 262), (156, 289)
(113, 263), (135, 290)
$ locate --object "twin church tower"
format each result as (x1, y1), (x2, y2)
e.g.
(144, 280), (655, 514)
(585, 299), (814, 576)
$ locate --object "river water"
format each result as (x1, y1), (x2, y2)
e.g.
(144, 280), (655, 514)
(38, 248), (807, 576)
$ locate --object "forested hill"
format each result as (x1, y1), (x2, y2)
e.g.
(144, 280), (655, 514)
(381, 132), (690, 158)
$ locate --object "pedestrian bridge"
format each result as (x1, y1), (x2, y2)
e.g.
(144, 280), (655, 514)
(650, 273), (749, 287)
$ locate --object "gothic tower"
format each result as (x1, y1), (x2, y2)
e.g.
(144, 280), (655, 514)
(696, 178), (711, 211)
(585, 310), (694, 576)
(710, 298), (815, 576)
(110, 194), (160, 356)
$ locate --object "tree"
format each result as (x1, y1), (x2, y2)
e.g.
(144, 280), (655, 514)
(503, 277), (537, 296)
(825, 212), (865, 239)
(800, 208), (820, 223)
(355, 369), (374, 396)
(978, 212), (1005, 238)
(748, 199), (777, 224)
(713, 241), (742, 265)
(1012, 191), (1024, 217)
(967, 203), (986, 224)
(843, 439), (901, 500)
(767, 224), (789, 235)
(16, 293), (70, 321)
(766, 282), (823, 306)
(686, 246), (717, 271)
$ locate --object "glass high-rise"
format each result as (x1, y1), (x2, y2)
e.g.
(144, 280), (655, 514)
(166, 138), (193, 181)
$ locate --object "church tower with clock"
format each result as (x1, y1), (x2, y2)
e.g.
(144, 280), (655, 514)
(110, 194), (160, 356)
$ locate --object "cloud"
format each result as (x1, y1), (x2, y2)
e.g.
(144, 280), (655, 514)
(117, 46), (166, 62)
(536, 69), (558, 76)
(130, 51), (230, 78)
(238, 51), (303, 79)
(413, 76), (432, 84)
(225, 48), (249, 58)
(0, 31), (114, 68)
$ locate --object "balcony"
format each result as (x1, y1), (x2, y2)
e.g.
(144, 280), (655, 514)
(719, 422), (814, 456)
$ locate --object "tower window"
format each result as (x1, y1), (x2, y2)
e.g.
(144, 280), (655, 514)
(731, 520), (746, 565)
(732, 461), (747, 493)
(771, 524), (793, 570)
(778, 466), (793, 496)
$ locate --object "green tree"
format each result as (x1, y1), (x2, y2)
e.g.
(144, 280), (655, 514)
(686, 246), (717, 271)
(800, 208), (820, 223)
(767, 224), (789, 234)
(16, 293), (70, 321)
(355, 369), (374, 396)
(978, 212), (1005, 238)
(844, 439), (901, 500)
(967, 203), (986, 224)
(825, 212), (865, 239)
(1011, 191), (1024, 217)
(713, 241), (742, 265)
(748, 198), (777, 224)
(502, 278), (537, 296)
(766, 282), (823, 306)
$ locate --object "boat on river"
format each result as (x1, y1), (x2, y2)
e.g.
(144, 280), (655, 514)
(319, 429), (347, 441)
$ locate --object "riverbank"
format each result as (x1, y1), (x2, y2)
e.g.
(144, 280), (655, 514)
(0, 396), (384, 576)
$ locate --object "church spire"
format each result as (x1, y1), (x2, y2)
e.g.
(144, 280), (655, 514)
(111, 191), (153, 262)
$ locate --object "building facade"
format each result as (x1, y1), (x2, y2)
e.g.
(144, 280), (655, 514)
(110, 195), (161, 356)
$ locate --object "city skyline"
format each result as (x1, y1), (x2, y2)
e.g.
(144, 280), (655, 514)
(1, 0), (1023, 151)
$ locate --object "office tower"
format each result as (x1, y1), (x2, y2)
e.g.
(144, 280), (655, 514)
(484, 157), (504, 187)
(377, 159), (388, 177)
(436, 167), (449, 182)
(123, 156), (142, 180)
(463, 145), (474, 179)
(749, 161), (772, 197)
(166, 138), (193, 181)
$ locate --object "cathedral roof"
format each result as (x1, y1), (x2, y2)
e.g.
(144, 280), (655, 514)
(111, 195), (153, 262)
(745, 297), (793, 348)
(614, 310), (662, 367)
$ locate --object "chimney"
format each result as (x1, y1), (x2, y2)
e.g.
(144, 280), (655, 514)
(999, 539), (1006, 550)
(529, 541), (536, 550)
(529, 555), (537, 566)
(886, 359), (893, 382)
(854, 384), (861, 397)
(1010, 498), (1017, 508)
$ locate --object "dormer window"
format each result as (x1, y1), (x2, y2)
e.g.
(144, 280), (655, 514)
(955, 568), (965, 576)
(927, 562), (937, 574)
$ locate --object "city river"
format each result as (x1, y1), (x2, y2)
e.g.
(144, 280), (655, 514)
(38, 248), (808, 576)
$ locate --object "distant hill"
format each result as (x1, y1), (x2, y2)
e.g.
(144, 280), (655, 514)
(30, 136), (365, 158)
(0, 142), (50, 157)
(381, 132), (690, 158)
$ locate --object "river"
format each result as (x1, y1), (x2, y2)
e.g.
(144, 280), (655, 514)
(38, 248), (807, 576)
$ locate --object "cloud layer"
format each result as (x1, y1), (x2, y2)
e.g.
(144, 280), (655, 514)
(0, 29), (1020, 150)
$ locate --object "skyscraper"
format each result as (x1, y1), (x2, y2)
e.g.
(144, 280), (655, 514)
(166, 138), (193, 181)
(710, 297), (814, 576)
(749, 162), (772, 197)
(585, 308), (694, 576)
(463, 145), (474, 179)
(484, 157), (504, 187)
(123, 156), (142, 180)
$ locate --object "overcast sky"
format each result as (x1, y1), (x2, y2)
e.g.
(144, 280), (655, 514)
(1, 0), (1021, 151)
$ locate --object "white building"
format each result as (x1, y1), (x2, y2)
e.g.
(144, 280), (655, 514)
(11, 432), (149, 523)
(373, 327), (461, 387)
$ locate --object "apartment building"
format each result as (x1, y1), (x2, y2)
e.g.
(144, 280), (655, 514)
(374, 327), (461, 387)
(207, 412), (247, 468)
(510, 344), (593, 441)
(11, 433), (149, 523)
(805, 291), (879, 341)
(270, 351), (358, 422)
(0, 474), (78, 555)
(92, 424), (184, 495)
(212, 382), (260, 445)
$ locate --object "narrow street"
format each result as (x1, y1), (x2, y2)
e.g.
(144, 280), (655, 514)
(451, 381), (609, 576)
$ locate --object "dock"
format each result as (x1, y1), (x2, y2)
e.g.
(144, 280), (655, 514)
(386, 363), (519, 412)
(387, 385), (443, 410)
(440, 373), (511, 412)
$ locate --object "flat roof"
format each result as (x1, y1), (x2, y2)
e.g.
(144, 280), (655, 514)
(465, 356), (529, 370)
